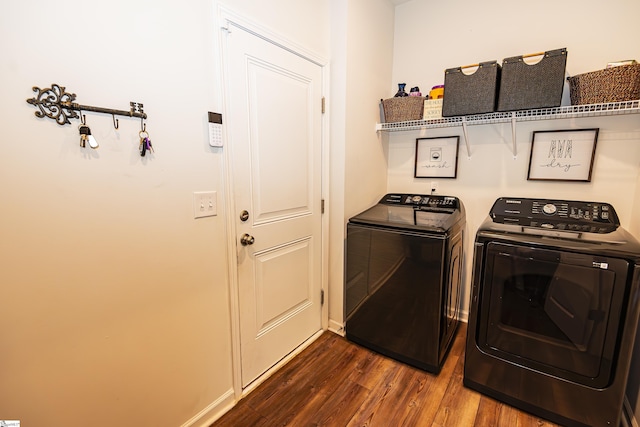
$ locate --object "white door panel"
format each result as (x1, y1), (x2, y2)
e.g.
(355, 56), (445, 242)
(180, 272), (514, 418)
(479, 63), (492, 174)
(225, 24), (323, 388)
(247, 59), (314, 223)
(252, 238), (313, 334)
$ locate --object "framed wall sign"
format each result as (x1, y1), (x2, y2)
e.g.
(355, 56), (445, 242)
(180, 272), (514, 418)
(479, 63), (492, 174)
(527, 128), (599, 182)
(414, 136), (459, 178)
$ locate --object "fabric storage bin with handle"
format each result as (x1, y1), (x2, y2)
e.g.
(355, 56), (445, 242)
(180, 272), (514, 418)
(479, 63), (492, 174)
(497, 48), (567, 111)
(442, 61), (501, 117)
(567, 63), (640, 105)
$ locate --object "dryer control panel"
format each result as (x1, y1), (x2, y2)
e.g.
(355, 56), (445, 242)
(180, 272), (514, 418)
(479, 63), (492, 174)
(490, 197), (620, 233)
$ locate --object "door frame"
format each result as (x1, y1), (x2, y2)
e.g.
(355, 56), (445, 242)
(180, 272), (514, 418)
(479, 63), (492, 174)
(216, 5), (330, 399)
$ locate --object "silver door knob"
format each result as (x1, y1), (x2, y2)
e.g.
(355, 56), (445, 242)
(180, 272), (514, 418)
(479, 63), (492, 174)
(240, 233), (255, 246)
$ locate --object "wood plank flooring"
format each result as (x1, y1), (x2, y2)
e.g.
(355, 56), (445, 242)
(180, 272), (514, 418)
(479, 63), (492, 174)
(211, 324), (560, 427)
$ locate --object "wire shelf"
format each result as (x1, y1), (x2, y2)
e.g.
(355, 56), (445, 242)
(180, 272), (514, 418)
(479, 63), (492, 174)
(376, 100), (640, 132)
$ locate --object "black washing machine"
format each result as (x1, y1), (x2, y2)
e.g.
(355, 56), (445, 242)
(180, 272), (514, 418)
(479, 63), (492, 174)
(345, 193), (465, 374)
(465, 197), (640, 427)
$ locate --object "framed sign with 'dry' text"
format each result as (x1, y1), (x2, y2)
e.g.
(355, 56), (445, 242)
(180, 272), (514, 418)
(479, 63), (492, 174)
(527, 128), (599, 182)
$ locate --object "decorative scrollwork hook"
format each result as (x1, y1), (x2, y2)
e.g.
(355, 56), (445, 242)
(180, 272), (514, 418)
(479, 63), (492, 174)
(26, 84), (79, 125)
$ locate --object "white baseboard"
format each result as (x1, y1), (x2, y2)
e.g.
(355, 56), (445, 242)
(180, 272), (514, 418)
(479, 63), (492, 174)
(180, 388), (235, 427)
(184, 329), (327, 426)
(623, 396), (639, 427)
(330, 314), (467, 336)
(328, 319), (344, 336)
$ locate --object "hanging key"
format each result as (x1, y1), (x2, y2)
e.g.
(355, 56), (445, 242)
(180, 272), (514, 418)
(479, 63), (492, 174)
(79, 124), (89, 147)
(78, 124), (98, 149)
(139, 136), (146, 157)
(139, 130), (151, 157)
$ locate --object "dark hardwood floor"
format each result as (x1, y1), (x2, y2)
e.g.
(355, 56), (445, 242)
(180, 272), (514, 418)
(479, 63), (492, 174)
(211, 324), (560, 426)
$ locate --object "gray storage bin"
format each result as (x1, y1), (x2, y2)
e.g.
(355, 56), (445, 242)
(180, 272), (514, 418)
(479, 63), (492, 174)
(442, 61), (501, 117)
(497, 48), (567, 111)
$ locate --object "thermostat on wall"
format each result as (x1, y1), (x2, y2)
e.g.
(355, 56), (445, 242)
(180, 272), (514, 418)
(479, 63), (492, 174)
(208, 112), (223, 147)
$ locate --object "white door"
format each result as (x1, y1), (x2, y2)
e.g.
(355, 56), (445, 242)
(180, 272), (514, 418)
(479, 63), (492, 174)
(224, 24), (324, 388)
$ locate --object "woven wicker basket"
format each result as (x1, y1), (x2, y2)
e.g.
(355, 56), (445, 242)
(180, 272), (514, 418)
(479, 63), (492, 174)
(382, 97), (425, 123)
(568, 64), (640, 105)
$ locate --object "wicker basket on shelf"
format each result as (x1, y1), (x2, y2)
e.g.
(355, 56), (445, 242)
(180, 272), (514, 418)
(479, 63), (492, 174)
(568, 64), (640, 105)
(381, 97), (425, 123)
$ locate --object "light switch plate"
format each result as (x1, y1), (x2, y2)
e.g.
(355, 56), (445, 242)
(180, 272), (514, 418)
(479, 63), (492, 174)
(193, 191), (217, 218)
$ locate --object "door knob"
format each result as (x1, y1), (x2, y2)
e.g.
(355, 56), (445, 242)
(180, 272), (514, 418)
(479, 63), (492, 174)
(240, 233), (255, 246)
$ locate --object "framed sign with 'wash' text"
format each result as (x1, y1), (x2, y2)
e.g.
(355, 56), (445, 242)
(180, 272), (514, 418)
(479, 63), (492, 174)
(527, 128), (599, 182)
(414, 136), (460, 178)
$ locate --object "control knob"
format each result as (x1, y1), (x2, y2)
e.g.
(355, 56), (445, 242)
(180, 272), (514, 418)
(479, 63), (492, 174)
(542, 203), (557, 215)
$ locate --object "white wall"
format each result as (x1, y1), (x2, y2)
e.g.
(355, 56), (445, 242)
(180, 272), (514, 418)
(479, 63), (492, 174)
(389, 0), (640, 421)
(392, 0), (640, 91)
(633, 171), (640, 237)
(0, 1), (330, 426)
(344, 0), (395, 220)
(216, 0), (330, 56)
(328, 0), (396, 330)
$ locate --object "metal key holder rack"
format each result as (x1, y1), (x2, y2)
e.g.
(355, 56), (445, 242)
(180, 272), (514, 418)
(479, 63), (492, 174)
(27, 83), (147, 126)
(27, 83), (152, 155)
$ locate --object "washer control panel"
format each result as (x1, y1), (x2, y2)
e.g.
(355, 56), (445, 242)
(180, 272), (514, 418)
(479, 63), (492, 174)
(380, 193), (459, 210)
(490, 197), (619, 233)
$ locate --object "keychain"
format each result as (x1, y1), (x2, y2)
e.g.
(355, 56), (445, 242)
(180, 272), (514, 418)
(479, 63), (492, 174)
(139, 130), (153, 157)
(79, 124), (99, 149)
(79, 124), (89, 147)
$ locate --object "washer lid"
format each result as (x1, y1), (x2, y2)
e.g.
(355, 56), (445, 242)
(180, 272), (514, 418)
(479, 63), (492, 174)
(349, 194), (464, 233)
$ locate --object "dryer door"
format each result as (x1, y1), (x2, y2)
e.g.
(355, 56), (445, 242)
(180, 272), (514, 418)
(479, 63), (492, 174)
(477, 242), (629, 387)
